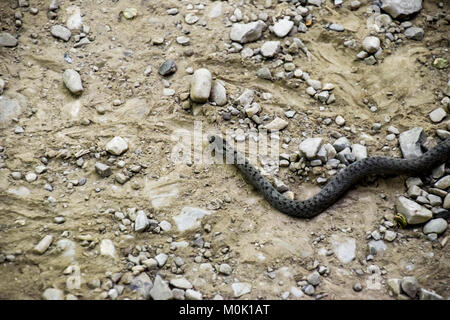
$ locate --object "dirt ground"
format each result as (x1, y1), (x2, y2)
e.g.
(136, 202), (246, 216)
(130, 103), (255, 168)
(0, 0), (449, 300)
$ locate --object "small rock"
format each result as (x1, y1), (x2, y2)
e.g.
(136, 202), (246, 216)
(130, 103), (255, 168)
(401, 276), (418, 298)
(404, 27), (424, 41)
(362, 36), (380, 54)
(150, 275), (173, 300)
(51, 25), (71, 41)
(159, 59), (177, 76)
(190, 68), (212, 103)
(95, 162), (111, 177)
(232, 282), (252, 297)
(273, 19), (294, 38)
(230, 21), (266, 44)
(264, 117), (288, 132)
(63, 69), (83, 95)
(135, 211), (149, 232)
(42, 288), (64, 300)
(0, 32), (18, 47)
(105, 136), (128, 156)
(185, 289), (202, 300)
(33, 235), (53, 254)
(423, 218), (447, 235)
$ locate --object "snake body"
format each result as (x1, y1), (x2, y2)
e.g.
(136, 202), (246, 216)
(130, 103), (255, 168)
(209, 135), (450, 219)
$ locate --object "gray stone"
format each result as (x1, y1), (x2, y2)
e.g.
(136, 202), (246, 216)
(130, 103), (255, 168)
(219, 263), (232, 275)
(299, 138), (323, 159)
(185, 289), (202, 300)
(257, 67), (272, 80)
(328, 23), (345, 32)
(100, 239), (116, 258)
(231, 282), (251, 297)
(303, 284), (315, 295)
(210, 81), (227, 106)
(401, 276), (418, 298)
(172, 288), (185, 300)
(42, 288), (64, 300)
(230, 21), (266, 44)
(190, 68), (212, 103)
(444, 193), (450, 209)
(387, 278), (402, 295)
(368, 240), (387, 255)
(130, 273), (153, 299)
(331, 235), (356, 263)
(404, 27), (424, 41)
(173, 207), (212, 232)
(135, 211), (149, 232)
(95, 162), (111, 177)
(264, 117), (288, 132)
(105, 136), (128, 155)
(0, 32), (18, 47)
(261, 41), (281, 58)
(362, 36), (380, 54)
(333, 137), (351, 152)
(423, 218), (447, 235)
(159, 59), (177, 76)
(236, 89), (254, 107)
(150, 275), (173, 300)
(395, 196), (432, 224)
(381, 0), (422, 20)
(273, 19), (294, 38)
(51, 25), (71, 41)
(429, 108), (447, 123)
(307, 271), (321, 286)
(384, 230), (397, 242)
(63, 69), (83, 95)
(170, 278), (193, 290)
(33, 235), (53, 254)
(398, 127), (426, 159)
(434, 176), (450, 189)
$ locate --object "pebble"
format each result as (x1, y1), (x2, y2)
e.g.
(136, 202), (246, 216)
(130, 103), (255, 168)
(362, 36), (380, 54)
(95, 162), (112, 177)
(190, 68), (212, 103)
(135, 211), (149, 232)
(299, 138), (323, 159)
(429, 108), (447, 123)
(51, 25), (71, 41)
(331, 235), (356, 263)
(328, 23), (345, 32)
(387, 278), (401, 295)
(434, 176), (450, 189)
(264, 117), (288, 132)
(303, 284), (315, 296)
(273, 19), (294, 38)
(230, 21), (266, 44)
(100, 239), (116, 258)
(62, 69), (83, 95)
(33, 235), (53, 254)
(398, 127), (425, 159)
(353, 283), (362, 292)
(170, 278), (193, 290)
(368, 240), (387, 255)
(150, 275), (173, 300)
(395, 196), (432, 225)
(257, 67), (272, 80)
(105, 136), (128, 156)
(173, 207), (212, 232)
(404, 27), (424, 41)
(261, 41), (281, 58)
(307, 271), (321, 286)
(232, 282), (252, 297)
(219, 263), (232, 275)
(172, 288), (185, 300)
(42, 288), (64, 300)
(159, 59), (177, 76)
(422, 218), (447, 235)
(384, 230), (397, 242)
(25, 173), (37, 182)
(401, 276), (418, 298)
(185, 289), (203, 300)
(210, 81), (227, 106)
(381, 0), (423, 20)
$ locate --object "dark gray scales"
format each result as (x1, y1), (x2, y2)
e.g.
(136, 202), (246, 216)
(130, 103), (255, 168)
(209, 135), (450, 219)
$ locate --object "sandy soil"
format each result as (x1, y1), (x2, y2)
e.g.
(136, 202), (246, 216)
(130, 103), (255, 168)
(0, 0), (449, 299)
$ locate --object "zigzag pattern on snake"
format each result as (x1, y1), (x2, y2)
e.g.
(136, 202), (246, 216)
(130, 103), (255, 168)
(209, 135), (450, 219)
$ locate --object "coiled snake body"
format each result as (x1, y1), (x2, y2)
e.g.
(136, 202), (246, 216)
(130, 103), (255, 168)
(209, 135), (450, 219)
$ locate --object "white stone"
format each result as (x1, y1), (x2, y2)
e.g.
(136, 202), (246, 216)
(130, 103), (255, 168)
(33, 235), (53, 254)
(42, 288), (64, 300)
(51, 25), (71, 41)
(170, 278), (193, 290)
(261, 41), (281, 58)
(232, 282), (252, 297)
(264, 117), (288, 131)
(230, 21), (266, 44)
(210, 81), (227, 106)
(190, 68), (212, 103)
(150, 275), (173, 300)
(100, 239), (116, 258)
(135, 211), (149, 232)
(185, 289), (202, 300)
(173, 207), (212, 232)
(155, 253), (168, 267)
(273, 19), (294, 37)
(159, 220), (172, 231)
(362, 36), (380, 54)
(63, 69), (83, 95)
(105, 136), (128, 155)
(331, 235), (356, 263)
(236, 89), (254, 107)
(429, 108), (447, 123)
(395, 196), (432, 225)
(351, 144), (367, 161)
(423, 218), (447, 235)
(299, 138), (323, 159)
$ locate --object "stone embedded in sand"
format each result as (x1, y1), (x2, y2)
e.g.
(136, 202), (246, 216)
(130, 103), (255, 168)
(210, 81), (227, 106)
(100, 239), (116, 258)
(51, 25), (71, 41)
(190, 68), (212, 103)
(381, 0), (422, 20)
(173, 207), (212, 232)
(63, 69), (83, 95)
(0, 32), (18, 47)
(401, 276), (419, 298)
(33, 235), (53, 254)
(273, 19), (294, 38)
(264, 117), (288, 132)
(429, 107), (447, 123)
(230, 21), (265, 44)
(42, 288), (64, 300)
(404, 27), (424, 41)
(135, 210), (149, 232)
(299, 137), (323, 159)
(0, 97), (22, 127)
(105, 136), (128, 155)
(158, 59), (177, 76)
(232, 282), (252, 297)
(395, 196), (432, 225)
(150, 275), (173, 300)
(398, 127), (426, 159)
(330, 235), (356, 263)
(261, 41), (281, 58)
(423, 218), (448, 235)
(236, 88), (254, 107)
(362, 36), (380, 54)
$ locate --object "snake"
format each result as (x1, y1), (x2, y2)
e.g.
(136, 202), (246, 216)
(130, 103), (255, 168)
(208, 135), (450, 219)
